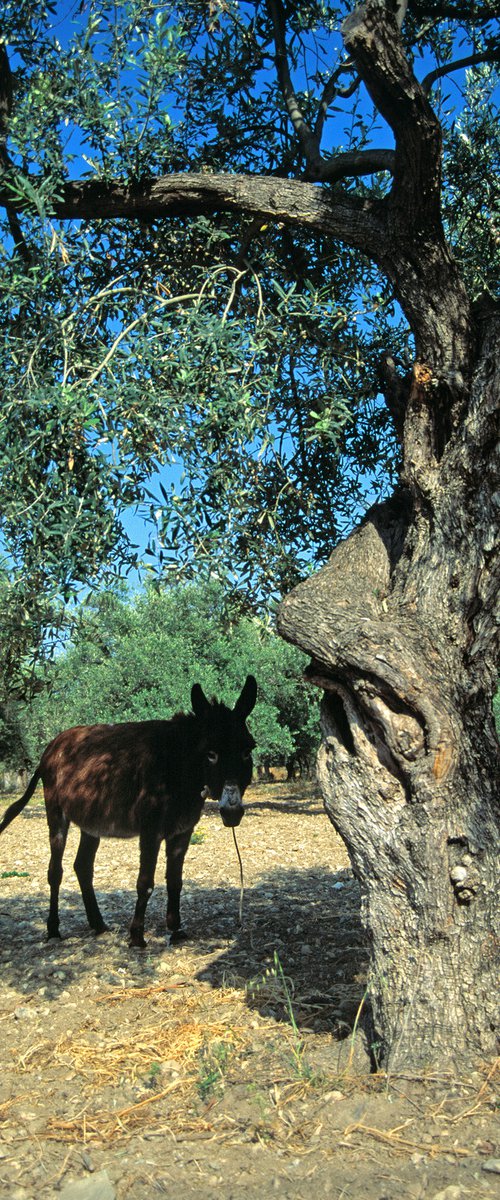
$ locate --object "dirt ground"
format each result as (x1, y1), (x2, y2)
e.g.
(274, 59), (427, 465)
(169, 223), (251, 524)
(0, 778), (498, 1200)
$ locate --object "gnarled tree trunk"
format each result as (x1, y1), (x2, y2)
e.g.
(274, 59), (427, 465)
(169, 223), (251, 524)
(279, 307), (499, 1070)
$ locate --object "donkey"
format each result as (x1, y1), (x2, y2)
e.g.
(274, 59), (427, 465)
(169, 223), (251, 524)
(0, 676), (257, 947)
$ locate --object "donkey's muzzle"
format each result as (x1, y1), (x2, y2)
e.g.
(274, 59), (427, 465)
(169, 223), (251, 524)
(219, 784), (244, 828)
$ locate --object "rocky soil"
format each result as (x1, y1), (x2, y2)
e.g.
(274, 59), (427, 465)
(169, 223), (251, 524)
(0, 779), (498, 1200)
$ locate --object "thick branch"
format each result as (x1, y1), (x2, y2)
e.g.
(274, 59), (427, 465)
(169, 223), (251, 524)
(0, 171), (388, 258)
(314, 148), (395, 184)
(339, 0), (473, 383)
(343, 0), (444, 230)
(1, 161), (473, 383)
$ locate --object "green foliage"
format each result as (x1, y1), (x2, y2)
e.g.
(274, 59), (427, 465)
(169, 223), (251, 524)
(441, 66), (500, 298)
(1, 0), (498, 676)
(197, 1038), (231, 1102)
(21, 580), (319, 772)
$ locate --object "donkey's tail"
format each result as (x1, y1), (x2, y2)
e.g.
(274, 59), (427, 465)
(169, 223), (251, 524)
(0, 769), (42, 834)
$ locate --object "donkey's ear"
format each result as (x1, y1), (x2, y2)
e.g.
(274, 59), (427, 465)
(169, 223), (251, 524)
(191, 683), (211, 718)
(234, 674), (257, 719)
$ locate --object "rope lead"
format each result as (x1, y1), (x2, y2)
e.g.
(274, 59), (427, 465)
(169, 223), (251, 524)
(232, 826), (244, 925)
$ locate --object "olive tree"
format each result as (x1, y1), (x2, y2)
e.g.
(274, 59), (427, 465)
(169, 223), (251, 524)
(1, 0), (498, 1068)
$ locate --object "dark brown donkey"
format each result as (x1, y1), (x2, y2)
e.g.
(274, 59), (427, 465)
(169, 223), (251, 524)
(0, 676), (257, 946)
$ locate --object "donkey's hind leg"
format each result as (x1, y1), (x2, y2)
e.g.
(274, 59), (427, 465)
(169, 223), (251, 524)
(46, 812), (69, 940)
(74, 831), (109, 934)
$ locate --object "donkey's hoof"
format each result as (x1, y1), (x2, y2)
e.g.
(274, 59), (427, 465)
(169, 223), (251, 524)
(129, 934), (147, 949)
(94, 922), (111, 936)
(170, 928), (188, 944)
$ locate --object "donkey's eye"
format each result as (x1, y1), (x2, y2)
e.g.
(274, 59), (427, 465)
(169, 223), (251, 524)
(207, 750), (219, 764)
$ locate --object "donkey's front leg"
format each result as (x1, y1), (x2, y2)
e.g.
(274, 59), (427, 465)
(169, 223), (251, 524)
(130, 826), (162, 948)
(165, 828), (193, 943)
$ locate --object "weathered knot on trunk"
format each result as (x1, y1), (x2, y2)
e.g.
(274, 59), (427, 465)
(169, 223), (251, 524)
(278, 489), (457, 804)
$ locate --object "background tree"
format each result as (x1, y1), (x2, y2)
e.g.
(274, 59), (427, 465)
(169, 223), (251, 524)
(21, 580), (319, 777)
(0, 1), (499, 1068)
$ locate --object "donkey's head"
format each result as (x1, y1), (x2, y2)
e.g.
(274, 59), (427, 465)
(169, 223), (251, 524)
(191, 675), (257, 827)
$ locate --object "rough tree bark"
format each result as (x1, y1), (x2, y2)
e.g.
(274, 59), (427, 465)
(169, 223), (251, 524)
(278, 3), (500, 1070)
(279, 307), (499, 1070)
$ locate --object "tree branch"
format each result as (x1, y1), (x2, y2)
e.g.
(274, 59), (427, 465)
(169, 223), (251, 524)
(5, 205), (32, 264)
(411, 0), (500, 21)
(0, 44), (13, 143)
(422, 48), (500, 94)
(266, 0), (322, 174)
(378, 354), (408, 442)
(0, 2), (475, 389)
(314, 148), (395, 184)
(339, 1), (474, 397)
(265, 5), (382, 183)
(314, 62), (360, 147)
(342, 0), (444, 230)
(0, 170), (388, 259)
(0, 44), (32, 264)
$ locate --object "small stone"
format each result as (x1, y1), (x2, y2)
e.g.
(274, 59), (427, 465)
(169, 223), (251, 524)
(482, 1159), (500, 1175)
(300, 944), (312, 956)
(431, 1188), (465, 1200)
(476, 1139), (496, 1154)
(59, 1169), (116, 1200)
(450, 866), (467, 884)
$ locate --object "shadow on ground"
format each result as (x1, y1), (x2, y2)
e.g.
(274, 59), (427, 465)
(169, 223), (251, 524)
(0, 863), (367, 1039)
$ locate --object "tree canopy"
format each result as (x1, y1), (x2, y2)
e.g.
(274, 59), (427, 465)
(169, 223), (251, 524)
(2, 0), (498, 672)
